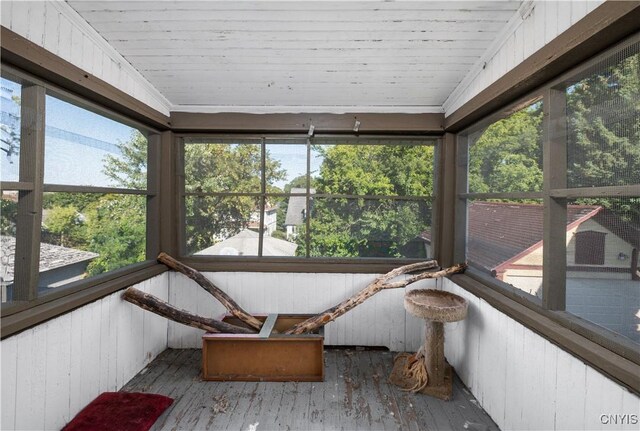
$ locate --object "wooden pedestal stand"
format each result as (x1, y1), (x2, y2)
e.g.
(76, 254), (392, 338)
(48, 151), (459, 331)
(390, 289), (468, 401)
(419, 320), (454, 400)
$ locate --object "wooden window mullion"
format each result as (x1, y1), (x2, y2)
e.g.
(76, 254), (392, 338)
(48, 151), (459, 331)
(13, 84), (46, 301)
(542, 87), (568, 311)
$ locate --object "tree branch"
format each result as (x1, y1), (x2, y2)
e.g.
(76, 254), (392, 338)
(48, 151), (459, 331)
(122, 287), (255, 334)
(284, 261), (466, 335)
(158, 252), (263, 331)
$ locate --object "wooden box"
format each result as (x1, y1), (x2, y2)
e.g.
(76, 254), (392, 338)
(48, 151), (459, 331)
(202, 313), (324, 382)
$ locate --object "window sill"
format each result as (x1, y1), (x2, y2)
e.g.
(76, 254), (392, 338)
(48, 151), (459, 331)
(1, 262), (167, 339)
(449, 273), (640, 394)
(180, 256), (427, 274)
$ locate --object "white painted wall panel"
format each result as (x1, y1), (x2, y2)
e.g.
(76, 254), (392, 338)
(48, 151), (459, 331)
(442, 277), (639, 431)
(167, 271), (436, 352)
(0, 0), (171, 116)
(445, 0), (605, 116)
(1, 336), (18, 431)
(0, 273), (168, 431)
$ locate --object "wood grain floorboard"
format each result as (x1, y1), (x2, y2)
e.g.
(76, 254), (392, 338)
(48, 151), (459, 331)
(123, 348), (500, 431)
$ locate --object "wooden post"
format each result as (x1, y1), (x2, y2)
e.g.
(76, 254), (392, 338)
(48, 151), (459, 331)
(13, 84), (46, 301)
(423, 320), (445, 387)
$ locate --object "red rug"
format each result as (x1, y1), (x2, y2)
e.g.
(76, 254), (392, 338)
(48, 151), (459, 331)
(63, 392), (173, 431)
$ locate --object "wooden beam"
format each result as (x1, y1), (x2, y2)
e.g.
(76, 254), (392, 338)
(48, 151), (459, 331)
(146, 133), (161, 259)
(444, 1), (640, 132)
(0, 181), (34, 191)
(542, 88), (568, 311)
(550, 185), (640, 199)
(170, 112), (444, 134)
(437, 133), (457, 267)
(158, 131), (178, 256)
(0, 26), (171, 130)
(41, 184), (151, 194)
(13, 84), (46, 301)
(453, 134), (468, 265)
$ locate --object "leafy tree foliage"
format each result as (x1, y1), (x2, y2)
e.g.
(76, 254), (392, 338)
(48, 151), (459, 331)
(468, 52), (639, 225)
(0, 198), (17, 236)
(566, 53), (640, 222)
(103, 131), (148, 189)
(42, 130), (148, 275)
(42, 205), (86, 248)
(468, 104), (543, 194)
(184, 143), (286, 254)
(85, 194), (146, 275)
(298, 144), (434, 258)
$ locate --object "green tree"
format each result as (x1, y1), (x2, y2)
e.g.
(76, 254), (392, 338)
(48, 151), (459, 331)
(468, 104), (543, 194)
(183, 143), (286, 254)
(567, 53), (640, 222)
(41, 131), (149, 275)
(0, 198), (17, 236)
(82, 130), (150, 273)
(467, 52), (639, 225)
(103, 131), (148, 189)
(300, 144), (434, 258)
(43, 205), (87, 248)
(85, 194), (146, 275)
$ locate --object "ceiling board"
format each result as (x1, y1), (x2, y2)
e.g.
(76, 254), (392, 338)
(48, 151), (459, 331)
(67, 0), (522, 113)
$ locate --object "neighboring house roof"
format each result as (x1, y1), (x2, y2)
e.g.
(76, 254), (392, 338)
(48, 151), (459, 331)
(0, 235), (98, 283)
(593, 210), (640, 250)
(195, 229), (298, 256)
(467, 202), (601, 271)
(284, 188), (315, 226)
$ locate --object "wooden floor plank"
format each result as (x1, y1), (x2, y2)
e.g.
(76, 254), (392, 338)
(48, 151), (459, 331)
(150, 350), (202, 430)
(122, 348), (500, 431)
(217, 381), (253, 430)
(335, 349), (361, 431)
(347, 351), (374, 430)
(121, 349), (178, 392)
(369, 350), (411, 430)
(307, 372), (326, 430)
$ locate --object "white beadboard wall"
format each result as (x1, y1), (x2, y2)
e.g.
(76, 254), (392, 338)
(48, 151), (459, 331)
(0, 0), (171, 116)
(444, 0), (605, 115)
(167, 271), (436, 352)
(0, 273), (169, 431)
(442, 278), (640, 431)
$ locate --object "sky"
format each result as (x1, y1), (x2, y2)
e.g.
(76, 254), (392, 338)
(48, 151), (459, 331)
(1, 76), (323, 191)
(266, 143), (323, 190)
(1, 76), (139, 188)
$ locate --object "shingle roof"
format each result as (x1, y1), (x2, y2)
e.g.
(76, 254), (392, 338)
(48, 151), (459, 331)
(593, 210), (640, 250)
(0, 235), (98, 283)
(284, 188), (315, 226)
(467, 202), (600, 270)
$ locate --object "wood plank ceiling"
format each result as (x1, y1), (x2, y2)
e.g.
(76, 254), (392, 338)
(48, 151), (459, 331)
(67, 1), (522, 113)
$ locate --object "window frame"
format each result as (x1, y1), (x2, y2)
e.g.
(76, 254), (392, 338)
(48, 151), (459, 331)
(176, 133), (440, 271)
(454, 32), (640, 367)
(1, 63), (162, 317)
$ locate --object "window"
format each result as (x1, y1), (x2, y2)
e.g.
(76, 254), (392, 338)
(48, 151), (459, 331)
(1, 75), (21, 302)
(181, 137), (436, 260)
(460, 101), (545, 301)
(0, 67), (154, 307)
(457, 35), (640, 347)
